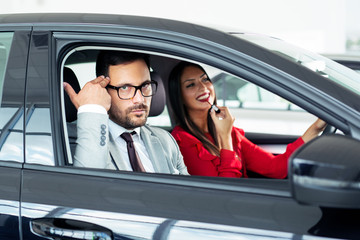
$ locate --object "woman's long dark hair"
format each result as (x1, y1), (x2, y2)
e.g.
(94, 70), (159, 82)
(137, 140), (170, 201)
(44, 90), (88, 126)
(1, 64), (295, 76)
(168, 61), (220, 156)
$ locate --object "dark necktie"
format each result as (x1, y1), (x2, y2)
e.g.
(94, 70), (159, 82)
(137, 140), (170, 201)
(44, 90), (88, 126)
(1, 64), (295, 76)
(120, 132), (146, 172)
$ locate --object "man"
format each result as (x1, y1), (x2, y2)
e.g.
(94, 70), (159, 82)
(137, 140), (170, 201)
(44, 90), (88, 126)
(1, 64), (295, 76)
(64, 50), (188, 174)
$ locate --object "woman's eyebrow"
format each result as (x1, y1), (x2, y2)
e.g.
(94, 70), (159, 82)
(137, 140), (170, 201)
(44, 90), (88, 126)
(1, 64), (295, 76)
(182, 78), (195, 84)
(182, 73), (207, 84)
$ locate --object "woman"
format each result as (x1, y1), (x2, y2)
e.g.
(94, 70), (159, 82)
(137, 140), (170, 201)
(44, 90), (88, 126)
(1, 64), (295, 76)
(168, 61), (326, 178)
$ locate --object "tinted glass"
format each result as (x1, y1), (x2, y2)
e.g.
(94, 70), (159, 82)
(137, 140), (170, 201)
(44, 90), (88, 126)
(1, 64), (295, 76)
(25, 32), (55, 165)
(25, 107), (54, 165)
(0, 32), (24, 163)
(0, 32), (13, 97)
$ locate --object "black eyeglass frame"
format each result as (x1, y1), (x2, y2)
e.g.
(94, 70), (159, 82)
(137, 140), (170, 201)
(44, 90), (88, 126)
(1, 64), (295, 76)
(106, 80), (158, 100)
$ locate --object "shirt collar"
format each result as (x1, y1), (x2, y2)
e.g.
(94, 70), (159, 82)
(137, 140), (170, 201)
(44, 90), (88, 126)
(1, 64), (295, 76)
(108, 119), (141, 138)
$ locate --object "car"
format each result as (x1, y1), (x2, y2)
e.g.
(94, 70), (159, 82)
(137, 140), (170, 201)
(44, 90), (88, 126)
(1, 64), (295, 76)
(0, 13), (360, 240)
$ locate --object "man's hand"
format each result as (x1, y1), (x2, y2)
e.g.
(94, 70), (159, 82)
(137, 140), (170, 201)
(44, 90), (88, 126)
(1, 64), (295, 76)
(64, 76), (111, 111)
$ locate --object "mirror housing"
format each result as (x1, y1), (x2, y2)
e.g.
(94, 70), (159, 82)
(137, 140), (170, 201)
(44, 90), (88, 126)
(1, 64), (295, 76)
(289, 135), (360, 209)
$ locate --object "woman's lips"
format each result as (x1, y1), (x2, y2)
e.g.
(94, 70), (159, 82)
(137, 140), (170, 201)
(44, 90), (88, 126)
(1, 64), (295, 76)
(197, 93), (210, 102)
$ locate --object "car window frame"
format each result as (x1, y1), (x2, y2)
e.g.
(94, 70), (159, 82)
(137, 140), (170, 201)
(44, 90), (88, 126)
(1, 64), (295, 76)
(50, 29), (357, 194)
(53, 35), (294, 192)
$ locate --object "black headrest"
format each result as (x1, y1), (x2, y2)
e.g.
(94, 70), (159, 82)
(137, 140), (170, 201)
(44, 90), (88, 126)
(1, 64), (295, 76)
(149, 71), (166, 116)
(63, 67), (80, 122)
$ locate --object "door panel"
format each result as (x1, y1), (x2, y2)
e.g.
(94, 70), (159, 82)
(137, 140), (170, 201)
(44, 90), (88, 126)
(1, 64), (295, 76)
(21, 167), (325, 239)
(22, 203), (164, 239)
(31, 30), (344, 239)
(0, 166), (22, 240)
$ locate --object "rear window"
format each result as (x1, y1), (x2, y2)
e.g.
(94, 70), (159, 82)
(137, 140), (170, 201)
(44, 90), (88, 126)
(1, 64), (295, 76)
(0, 32), (23, 163)
(0, 32), (13, 101)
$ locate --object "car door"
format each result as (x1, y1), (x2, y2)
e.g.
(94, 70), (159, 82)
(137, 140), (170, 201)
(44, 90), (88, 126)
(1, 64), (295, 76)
(21, 26), (321, 239)
(0, 29), (30, 239)
(20, 23), (358, 239)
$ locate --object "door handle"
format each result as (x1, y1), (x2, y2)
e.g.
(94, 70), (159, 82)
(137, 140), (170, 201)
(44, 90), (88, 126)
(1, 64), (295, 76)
(30, 218), (113, 240)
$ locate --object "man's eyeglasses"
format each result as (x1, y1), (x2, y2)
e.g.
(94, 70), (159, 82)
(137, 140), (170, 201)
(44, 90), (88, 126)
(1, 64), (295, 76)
(106, 81), (158, 100)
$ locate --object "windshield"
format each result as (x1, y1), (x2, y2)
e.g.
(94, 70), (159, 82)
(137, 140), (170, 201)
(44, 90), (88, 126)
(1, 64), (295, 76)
(232, 33), (360, 95)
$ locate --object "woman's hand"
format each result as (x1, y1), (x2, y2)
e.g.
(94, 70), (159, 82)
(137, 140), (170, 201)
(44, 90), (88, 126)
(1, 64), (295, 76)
(209, 106), (235, 150)
(301, 118), (327, 143)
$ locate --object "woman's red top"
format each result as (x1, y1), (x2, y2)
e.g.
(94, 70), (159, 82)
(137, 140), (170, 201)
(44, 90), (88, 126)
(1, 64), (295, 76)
(171, 125), (304, 178)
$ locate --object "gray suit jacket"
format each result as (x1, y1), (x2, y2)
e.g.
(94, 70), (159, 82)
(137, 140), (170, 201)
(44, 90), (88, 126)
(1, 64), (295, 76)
(73, 112), (188, 175)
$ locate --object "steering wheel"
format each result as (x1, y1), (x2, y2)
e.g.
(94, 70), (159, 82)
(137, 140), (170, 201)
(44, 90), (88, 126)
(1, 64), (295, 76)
(321, 124), (337, 136)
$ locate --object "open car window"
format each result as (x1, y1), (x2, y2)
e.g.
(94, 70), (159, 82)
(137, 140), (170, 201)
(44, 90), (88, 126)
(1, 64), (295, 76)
(61, 47), (326, 173)
(201, 65), (318, 137)
(63, 48), (318, 137)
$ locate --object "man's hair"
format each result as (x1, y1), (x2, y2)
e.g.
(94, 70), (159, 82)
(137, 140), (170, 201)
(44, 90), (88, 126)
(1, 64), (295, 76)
(96, 50), (150, 77)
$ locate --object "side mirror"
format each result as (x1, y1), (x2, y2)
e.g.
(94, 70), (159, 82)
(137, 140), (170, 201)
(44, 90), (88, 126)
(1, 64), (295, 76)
(289, 134), (360, 209)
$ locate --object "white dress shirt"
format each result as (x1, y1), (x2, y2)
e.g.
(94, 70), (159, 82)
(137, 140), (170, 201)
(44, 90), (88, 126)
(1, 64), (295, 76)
(108, 120), (155, 172)
(78, 104), (155, 172)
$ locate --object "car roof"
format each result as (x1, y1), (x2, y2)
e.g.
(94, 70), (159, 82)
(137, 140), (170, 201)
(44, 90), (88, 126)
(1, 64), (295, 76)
(0, 13), (243, 61)
(0, 12), (175, 25)
(0, 13), (347, 77)
(0, 13), (226, 40)
(2, 13), (360, 115)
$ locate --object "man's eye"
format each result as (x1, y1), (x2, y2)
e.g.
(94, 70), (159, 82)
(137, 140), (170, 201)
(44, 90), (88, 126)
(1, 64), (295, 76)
(203, 77), (211, 82)
(120, 85), (129, 90)
(142, 82), (151, 89)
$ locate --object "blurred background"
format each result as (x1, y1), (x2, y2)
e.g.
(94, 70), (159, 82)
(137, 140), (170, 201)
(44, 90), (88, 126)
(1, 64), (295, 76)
(1, 0), (359, 55)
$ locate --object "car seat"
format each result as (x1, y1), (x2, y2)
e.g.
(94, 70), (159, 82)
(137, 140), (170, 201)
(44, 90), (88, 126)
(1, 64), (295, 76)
(63, 67), (81, 164)
(149, 71), (165, 116)
(63, 67), (80, 123)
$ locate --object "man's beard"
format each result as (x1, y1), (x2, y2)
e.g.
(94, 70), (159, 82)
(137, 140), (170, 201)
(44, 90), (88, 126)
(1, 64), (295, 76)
(109, 103), (149, 129)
